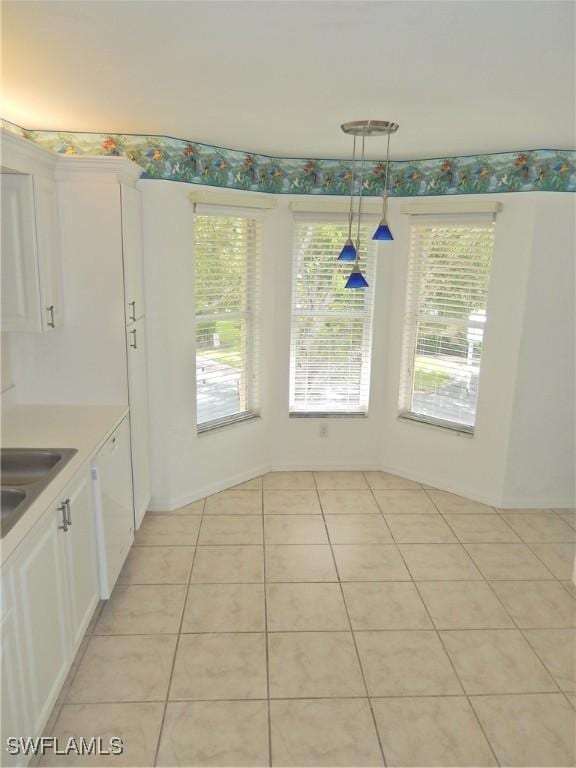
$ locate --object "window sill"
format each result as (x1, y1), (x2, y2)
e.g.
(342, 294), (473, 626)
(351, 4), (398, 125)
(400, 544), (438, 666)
(197, 412), (260, 436)
(289, 412), (368, 419)
(398, 411), (474, 436)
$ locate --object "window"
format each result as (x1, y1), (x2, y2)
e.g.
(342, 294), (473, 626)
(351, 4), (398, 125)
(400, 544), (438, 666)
(399, 216), (496, 432)
(289, 218), (376, 415)
(194, 213), (261, 432)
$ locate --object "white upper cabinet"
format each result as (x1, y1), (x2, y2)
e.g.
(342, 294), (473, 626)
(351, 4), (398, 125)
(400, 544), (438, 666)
(35, 175), (65, 329)
(121, 183), (145, 325)
(1, 132), (64, 333)
(1, 174), (41, 332)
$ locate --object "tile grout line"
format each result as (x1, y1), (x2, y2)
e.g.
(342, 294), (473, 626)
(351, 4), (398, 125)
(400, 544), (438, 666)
(152, 496), (206, 767)
(380, 481), (503, 767)
(422, 491), (575, 745)
(39, 596), (105, 756)
(424, 496), (574, 586)
(88, 624), (576, 636)
(261, 478), (273, 768)
(423, 486), (571, 752)
(480, 577), (567, 697)
(61, 689), (571, 706)
(321, 472), (389, 768)
(50, 479), (575, 766)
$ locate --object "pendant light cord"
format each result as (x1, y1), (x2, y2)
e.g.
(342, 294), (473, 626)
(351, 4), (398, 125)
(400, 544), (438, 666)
(355, 132), (366, 265)
(382, 130), (391, 219)
(347, 135), (357, 240)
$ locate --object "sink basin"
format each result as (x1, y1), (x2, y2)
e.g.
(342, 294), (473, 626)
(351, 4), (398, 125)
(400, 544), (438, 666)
(1, 487), (26, 513)
(1, 487), (27, 538)
(2, 450), (63, 486)
(1, 448), (77, 538)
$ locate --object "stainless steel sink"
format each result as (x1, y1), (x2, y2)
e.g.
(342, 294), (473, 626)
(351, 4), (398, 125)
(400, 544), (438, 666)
(1, 448), (77, 537)
(1, 487), (26, 513)
(2, 450), (63, 486)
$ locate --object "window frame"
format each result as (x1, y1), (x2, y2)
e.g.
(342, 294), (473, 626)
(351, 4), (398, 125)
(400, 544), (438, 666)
(288, 214), (378, 417)
(398, 213), (496, 435)
(193, 207), (262, 434)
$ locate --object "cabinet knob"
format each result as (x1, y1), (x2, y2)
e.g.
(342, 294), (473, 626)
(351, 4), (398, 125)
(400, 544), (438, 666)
(130, 328), (138, 349)
(129, 300), (137, 322)
(46, 305), (55, 328)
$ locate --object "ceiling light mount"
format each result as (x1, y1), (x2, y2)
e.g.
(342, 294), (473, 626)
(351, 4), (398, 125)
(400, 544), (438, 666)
(339, 119), (399, 287)
(341, 120), (399, 137)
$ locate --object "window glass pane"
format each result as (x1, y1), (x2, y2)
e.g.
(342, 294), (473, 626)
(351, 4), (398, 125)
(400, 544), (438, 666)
(194, 214), (260, 430)
(290, 221), (375, 414)
(411, 320), (484, 426)
(416, 226), (493, 321)
(400, 220), (495, 430)
(196, 318), (249, 425)
(195, 216), (254, 316)
(291, 317), (368, 412)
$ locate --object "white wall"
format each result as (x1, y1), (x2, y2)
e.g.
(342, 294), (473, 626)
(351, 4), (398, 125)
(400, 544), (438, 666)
(379, 194), (537, 505)
(140, 181), (575, 511)
(266, 201), (387, 472)
(502, 194), (575, 507)
(1, 334), (14, 394)
(139, 181), (271, 509)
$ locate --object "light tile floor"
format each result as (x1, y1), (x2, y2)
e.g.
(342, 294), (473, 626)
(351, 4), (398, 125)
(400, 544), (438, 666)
(41, 472), (576, 767)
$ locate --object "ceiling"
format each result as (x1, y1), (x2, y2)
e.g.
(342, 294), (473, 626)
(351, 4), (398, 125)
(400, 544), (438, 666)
(2, 0), (574, 159)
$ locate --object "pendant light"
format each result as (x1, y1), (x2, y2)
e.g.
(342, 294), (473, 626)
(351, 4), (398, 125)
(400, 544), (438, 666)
(339, 120), (399, 288)
(338, 135), (357, 261)
(345, 264), (370, 289)
(372, 129), (394, 240)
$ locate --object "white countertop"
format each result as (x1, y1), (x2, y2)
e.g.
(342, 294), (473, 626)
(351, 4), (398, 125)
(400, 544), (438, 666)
(1, 403), (129, 564)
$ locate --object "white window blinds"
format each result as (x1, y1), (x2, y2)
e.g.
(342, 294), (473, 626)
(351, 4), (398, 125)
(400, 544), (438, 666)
(194, 213), (261, 432)
(289, 219), (376, 415)
(399, 216), (496, 431)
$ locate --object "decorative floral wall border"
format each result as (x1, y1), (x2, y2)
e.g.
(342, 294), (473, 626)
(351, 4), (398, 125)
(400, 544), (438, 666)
(2, 119), (574, 196)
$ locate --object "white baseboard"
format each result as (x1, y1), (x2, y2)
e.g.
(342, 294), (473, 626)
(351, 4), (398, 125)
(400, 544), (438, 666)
(269, 462), (383, 472)
(148, 463), (271, 511)
(379, 462), (504, 506)
(148, 460), (574, 513)
(381, 462), (576, 509)
(497, 497), (576, 510)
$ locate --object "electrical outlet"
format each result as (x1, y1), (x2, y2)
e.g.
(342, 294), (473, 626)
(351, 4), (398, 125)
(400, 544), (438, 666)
(319, 423), (328, 438)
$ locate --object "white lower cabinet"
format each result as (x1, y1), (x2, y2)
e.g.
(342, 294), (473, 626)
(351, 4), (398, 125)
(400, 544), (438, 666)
(1, 571), (32, 767)
(59, 469), (99, 651)
(0, 466), (99, 765)
(93, 418), (134, 598)
(2, 502), (70, 764)
(126, 317), (151, 529)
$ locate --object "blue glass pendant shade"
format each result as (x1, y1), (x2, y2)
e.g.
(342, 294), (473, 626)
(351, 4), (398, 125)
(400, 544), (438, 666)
(338, 240), (357, 261)
(372, 221), (394, 240)
(345, 268), (369, 289)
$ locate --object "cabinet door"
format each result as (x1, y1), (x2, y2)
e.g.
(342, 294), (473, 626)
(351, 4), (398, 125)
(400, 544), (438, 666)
(121, 184), (145, 325)
(1, 174), (43, 332)
(1, 567), (31, 766)
(93, 418), (134, 597)
(12, 505), (70, 737)
(126, 317), (152, 528)
(35, 176), (64, 330)
(61, 469), (99, 652)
